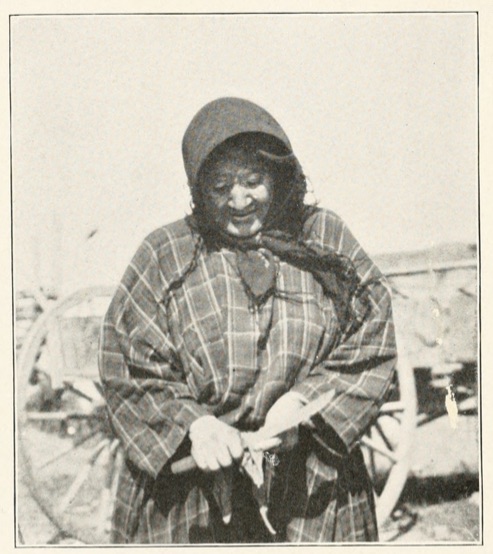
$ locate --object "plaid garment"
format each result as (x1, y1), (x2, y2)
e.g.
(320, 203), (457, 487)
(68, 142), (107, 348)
(99, 208), (397, 543)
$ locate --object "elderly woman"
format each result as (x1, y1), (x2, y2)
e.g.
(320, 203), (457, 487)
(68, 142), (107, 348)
(99, 97), (397, 543)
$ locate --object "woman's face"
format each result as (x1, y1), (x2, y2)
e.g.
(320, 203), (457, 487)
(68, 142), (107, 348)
(201, 153), (274, 238)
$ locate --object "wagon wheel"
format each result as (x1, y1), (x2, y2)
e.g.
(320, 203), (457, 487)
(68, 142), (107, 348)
(16, 286), (120, 545)
(361, 346), (417, 527)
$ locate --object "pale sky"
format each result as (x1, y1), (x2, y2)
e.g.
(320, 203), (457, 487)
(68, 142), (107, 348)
(11, 13), (478, 295)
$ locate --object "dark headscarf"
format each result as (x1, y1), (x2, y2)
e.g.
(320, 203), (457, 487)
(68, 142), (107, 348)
(181, 97), (364, 331)
(183, 97), (294, 187)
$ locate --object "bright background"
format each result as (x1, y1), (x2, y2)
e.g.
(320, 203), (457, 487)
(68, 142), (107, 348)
(11, 13), (478, 295)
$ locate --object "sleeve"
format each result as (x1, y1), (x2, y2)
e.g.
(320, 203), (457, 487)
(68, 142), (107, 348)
(98, 238), (210, 479)
(291, 211), (397, 456)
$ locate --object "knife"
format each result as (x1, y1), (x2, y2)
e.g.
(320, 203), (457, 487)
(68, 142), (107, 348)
(170, 388), (335, 474)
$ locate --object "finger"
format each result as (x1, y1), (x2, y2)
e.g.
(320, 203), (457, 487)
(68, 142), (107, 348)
(206, 454), (221, 472)
(216, 446), (233, 469)
(196, 444), (221, 472)
(227, 433), (244, 461)
(191, 445), (209, 472)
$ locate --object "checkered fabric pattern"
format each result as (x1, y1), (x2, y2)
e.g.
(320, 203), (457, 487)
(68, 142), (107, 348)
(99, 208), (397, 543)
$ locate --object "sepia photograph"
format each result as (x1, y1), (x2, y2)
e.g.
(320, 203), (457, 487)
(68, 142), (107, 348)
(10, 7), (481, 546)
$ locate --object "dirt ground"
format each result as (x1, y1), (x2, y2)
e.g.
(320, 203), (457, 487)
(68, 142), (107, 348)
(387, 488), (480, 543)
(380, 413), (480, 543)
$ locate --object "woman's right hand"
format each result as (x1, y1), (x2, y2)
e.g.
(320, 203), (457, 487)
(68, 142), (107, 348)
(189, 415), (244, 472)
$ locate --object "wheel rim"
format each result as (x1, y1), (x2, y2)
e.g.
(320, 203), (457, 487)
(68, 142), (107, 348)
(16, 287), (118, 545)
(361, 346), (417, 527)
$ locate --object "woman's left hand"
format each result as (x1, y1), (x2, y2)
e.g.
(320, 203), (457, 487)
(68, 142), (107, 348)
(262, 391), (307, 451)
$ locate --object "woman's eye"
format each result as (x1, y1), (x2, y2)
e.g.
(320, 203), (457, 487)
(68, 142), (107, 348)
(246, 175), (262, 186)
(213, 181), (229, 192)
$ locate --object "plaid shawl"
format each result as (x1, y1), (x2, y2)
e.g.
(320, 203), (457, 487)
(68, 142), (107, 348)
(99, 208), (397, 543)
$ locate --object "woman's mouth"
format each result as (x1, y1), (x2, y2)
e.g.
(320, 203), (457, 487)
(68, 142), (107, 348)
(230, 210), (256, 220)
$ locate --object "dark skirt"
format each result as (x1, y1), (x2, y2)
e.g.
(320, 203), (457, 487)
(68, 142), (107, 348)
(111, 433), (378, 544)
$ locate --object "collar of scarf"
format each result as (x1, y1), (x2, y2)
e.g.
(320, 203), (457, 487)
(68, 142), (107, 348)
(187, 217), (362, 329)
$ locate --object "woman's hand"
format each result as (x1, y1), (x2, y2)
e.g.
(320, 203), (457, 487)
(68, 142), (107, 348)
(189, 415), (244, 472)
(262, 391), (307, 451)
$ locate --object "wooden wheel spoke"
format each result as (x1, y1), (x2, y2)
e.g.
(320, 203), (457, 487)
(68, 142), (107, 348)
(58, 438), (110, 513)
(365, 428), (377, 482)
(37, 442), (80, 471)
(374, 421), (395, 452)
(360, 435), (399, 465)
(26, 411), (71, 421)
(380, 401), (405, 414)
(379, 401), (404, 423)
(381, 412), (402, 424)
(36, 431), (100, 470)
(96, 440), (120, 535)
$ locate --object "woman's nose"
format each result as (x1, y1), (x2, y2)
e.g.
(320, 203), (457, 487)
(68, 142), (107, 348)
(228, 184), (252, 211)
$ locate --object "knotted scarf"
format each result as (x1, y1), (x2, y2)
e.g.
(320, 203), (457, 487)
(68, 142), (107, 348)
(187, 217), (365, 331)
